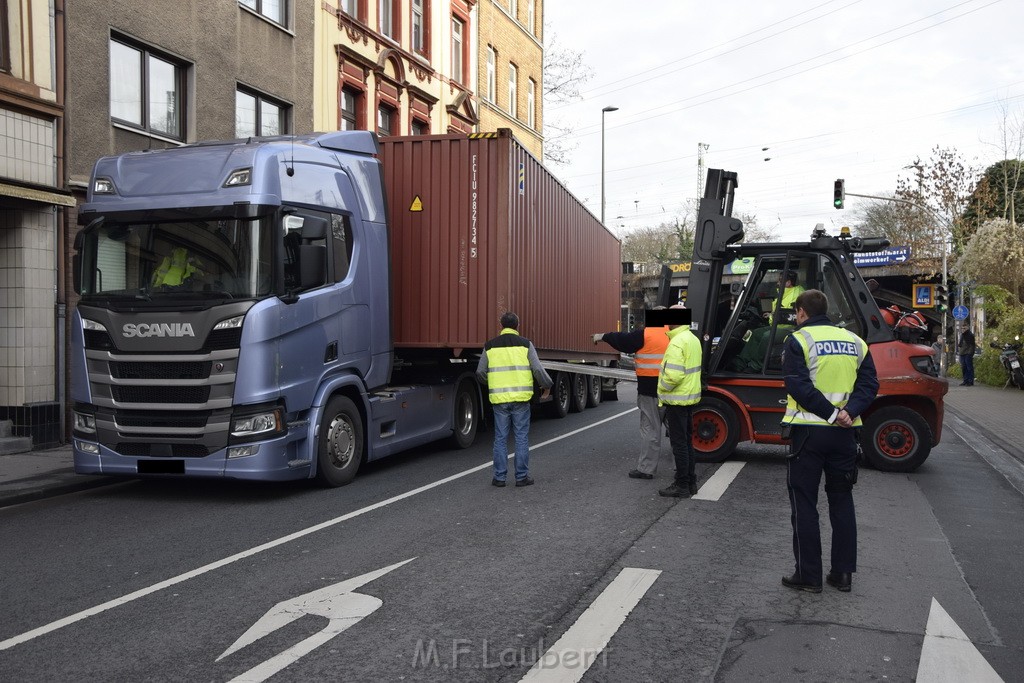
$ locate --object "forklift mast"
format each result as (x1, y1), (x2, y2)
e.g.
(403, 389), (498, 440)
(688, 169), (745, 361)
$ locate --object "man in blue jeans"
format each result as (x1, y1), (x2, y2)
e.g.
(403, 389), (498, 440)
(477, 312), (553, 487)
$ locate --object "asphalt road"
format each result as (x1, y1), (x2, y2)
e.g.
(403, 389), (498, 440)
(1, 385), (1021, 682)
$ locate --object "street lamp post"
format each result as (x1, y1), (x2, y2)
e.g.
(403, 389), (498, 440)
(601, 106), (618, 225)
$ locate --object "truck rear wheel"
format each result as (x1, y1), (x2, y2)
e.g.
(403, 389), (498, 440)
(569, 373), (587, 413)
(862, 406), (931, 472)
(316, 396), (364, 487)
(692, 397), (740, 463)
(449, 380), (479, 449)
(547, 372), (570, 418)
(586, 375), (602, 408)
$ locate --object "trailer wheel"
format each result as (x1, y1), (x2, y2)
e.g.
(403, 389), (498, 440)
(316, 396), (364, 487)
(692, 397), (740, 463)
(586, 375), (602, 408)
(547, 372), (571, 418)
(449, 380), (479, 449)
(569, 373), (587, 413)
(862, 406), (931, 472)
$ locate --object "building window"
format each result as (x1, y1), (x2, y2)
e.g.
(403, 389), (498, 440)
(411, 118), (429, 135)
(411, 0), (428, 55)
(510, 0), (518, 20)
(236, 88), (289, 137)
(379, 0), (396, 39)
(508, 63), (517, 118)
(486, 47), (496, 102)
(239, 0), (286, 27)
(0, 0), (9, 73)
(527, 78), (535, 128)
(527, 0), (535, 34)
(340, 0), (359, 18)
(110, 36), (186, 140)
(377, 104), (395, 136)
(451, 17), (464, 84)
(340, 87), (362, 130)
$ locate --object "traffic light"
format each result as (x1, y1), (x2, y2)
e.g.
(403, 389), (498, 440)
(934, 284), (948, 311)
(833, 179), (845, 209)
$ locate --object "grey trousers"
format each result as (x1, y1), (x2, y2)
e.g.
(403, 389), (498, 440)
(636, 393), (665, 474)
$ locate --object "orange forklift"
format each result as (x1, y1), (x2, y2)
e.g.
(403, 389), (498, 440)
(681, 170), (948, 472)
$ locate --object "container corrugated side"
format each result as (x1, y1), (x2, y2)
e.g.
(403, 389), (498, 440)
(380, 131), (620, 359)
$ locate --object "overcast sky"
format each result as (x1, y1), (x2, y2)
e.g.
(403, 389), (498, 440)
(543, 0), (1021, 242)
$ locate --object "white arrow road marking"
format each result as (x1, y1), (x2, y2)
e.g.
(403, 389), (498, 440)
(218, 558), (415, 683)
(518, 567), (661, 683)
(692, 461), (745, 501)
(916, 598), (1003, 682)
(0, 408), (636, 652)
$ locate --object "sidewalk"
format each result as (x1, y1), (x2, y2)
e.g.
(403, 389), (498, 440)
(2, 381), (1022, 508)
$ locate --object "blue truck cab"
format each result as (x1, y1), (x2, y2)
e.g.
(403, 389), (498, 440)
(71, 132), (480, 485)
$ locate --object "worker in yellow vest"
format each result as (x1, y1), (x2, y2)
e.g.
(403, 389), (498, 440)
(152, 247), (204, 288)
(656, 306), (703, 498)
(780, 289), (878, 594)
(593, 307), (670, 480)
(476, 312), (552, 488)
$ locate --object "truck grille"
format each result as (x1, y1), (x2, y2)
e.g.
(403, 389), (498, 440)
(111, 361), (210, 380)
(115, 411), (210, 428)
(112, 386), (211, 404)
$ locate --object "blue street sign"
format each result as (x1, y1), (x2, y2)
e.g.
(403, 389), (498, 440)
(952, 305), (969, 321)
(852, 246), (911, 267)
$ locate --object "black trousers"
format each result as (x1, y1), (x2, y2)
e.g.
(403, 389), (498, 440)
(664, 404), (695, 486)
(787, 425), (858, 584)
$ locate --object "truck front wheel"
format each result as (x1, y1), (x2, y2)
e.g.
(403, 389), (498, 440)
(692, 397), (740, 463)
(449, 380), (479, 449)
(316, 396), (364, 487)
(861, 406), (931, 472)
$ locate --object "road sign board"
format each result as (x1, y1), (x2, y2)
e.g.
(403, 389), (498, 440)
(952, 305), (969, 320)
(913, 284), (934, 308)
(853, 246), (910, 268)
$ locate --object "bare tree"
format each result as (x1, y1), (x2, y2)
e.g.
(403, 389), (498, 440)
(894, 146), (979, 258)
(542, 29), (593, 167)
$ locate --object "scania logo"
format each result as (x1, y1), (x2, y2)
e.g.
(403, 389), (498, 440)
(122, 323), (196, 338)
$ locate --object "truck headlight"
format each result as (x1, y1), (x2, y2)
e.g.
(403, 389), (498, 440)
(73, 411), (97, 434)
(910, 355), (938, 377)
(231, 408), (284, 438)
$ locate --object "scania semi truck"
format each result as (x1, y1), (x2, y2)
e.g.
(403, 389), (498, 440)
(70, 130), (620, 486)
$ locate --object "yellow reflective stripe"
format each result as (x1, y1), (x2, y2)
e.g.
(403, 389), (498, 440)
(663, 363), (700, 374)
(822, 391), (851, 403)
(659, 392), (701, 403)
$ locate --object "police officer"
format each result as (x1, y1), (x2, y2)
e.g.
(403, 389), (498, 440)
(477, 312), (553, 488)
(780, 289), (878, 593)
(656, 306), (703, 498)
(593, 307), (670, 479)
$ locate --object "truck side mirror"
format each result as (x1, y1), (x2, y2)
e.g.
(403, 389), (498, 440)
(729, 282), (743, 296)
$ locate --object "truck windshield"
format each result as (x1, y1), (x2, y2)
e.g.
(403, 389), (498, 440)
(79, 217), (273, 301)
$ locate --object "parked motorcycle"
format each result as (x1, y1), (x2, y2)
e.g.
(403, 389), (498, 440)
(990, 337), (1024, 389)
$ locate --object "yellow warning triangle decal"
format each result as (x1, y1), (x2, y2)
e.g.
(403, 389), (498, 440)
(410, 195), (423, 212)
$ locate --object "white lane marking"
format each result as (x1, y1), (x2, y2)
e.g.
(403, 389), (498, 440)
(518, 567), (661, 683)
(0, 407), (637, 652)
(692, 461), (745, 501)
(916, 598), (1003, 683)
(218, 558), (415, 683)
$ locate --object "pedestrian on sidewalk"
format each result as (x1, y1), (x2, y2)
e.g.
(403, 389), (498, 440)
(477, 312), (552, 488)
(592, 307), (670, 480)
(655, 306), (703, 499)
(958, 328), (976, 386)
(780, 289), (879, 594)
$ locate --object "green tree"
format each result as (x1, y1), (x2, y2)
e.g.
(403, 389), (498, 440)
(962, 159), (1024, 231)
(955, 219), (1024, 301)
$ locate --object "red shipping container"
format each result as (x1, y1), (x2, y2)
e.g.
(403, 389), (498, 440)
(380, 130), (621, 360)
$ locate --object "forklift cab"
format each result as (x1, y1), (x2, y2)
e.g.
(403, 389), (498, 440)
(713, 252), (865, 376)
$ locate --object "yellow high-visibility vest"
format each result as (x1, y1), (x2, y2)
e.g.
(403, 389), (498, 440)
(484, 329), (534, 404)
(783, 325), (867, 426)
(658, 325), (702, 406)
